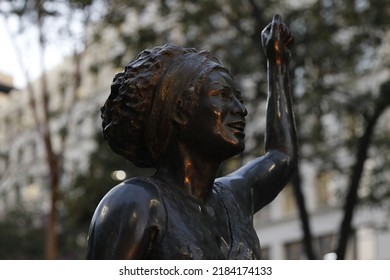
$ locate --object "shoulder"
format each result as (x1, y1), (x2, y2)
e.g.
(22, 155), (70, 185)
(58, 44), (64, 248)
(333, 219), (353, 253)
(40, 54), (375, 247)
(214, 151), (294, 215)
(93, 176), (165, 220)
(87, 177), (166, 259)
(216, 151), (293, 188)
(102, 177), (162, 204)
(89, 176), (166, 238)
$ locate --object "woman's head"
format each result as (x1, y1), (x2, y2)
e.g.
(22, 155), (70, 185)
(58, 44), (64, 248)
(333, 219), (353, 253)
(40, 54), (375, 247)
(101, 45), (229, 167)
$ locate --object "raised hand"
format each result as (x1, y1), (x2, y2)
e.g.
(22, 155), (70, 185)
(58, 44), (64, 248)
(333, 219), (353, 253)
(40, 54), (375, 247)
(261, 14), (294, 65)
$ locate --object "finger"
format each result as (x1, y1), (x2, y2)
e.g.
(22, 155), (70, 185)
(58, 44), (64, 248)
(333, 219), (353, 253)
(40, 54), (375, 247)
(261, 28), (269, 43)
(261, 22), (272, 43)
(272, 14), (282, 23)
(280, 22), (287, 35)
(261, 23), (271, 36)
(285, 35), (294, 48)
(282, 28), (292, 43)
(270, 14), (282, 37)
(279, 22), (293, 48)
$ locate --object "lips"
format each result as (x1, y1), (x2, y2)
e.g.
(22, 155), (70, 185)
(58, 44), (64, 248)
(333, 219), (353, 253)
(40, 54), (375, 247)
(227, 121), (246, 133)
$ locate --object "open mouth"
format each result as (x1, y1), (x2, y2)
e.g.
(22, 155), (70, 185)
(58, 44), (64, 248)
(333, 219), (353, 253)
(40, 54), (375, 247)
(227, 121), (246, 132)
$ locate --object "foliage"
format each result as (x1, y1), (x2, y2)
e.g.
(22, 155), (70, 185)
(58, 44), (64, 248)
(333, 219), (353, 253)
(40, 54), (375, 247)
(0, 0), (104, 259)
(0, 209), (45, 259)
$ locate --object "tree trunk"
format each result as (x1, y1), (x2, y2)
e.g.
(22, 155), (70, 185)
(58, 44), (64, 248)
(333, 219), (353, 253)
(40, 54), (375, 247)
(46, 158), (59, 260)
(37, 15), (59, 259)
(44, 131), (59, 259)
(292, 170), (318, 259)
(336, 101), (388, 259)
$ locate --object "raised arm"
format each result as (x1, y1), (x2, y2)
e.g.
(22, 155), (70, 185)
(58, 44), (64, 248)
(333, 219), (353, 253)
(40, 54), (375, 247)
(216, 15), (298, 214)
(262, 14), (296, 158)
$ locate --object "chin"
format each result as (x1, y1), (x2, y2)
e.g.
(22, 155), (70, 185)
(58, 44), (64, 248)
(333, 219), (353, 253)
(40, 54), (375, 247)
(233, 134), (246, 151)
(207, 133), (246, 160)
(236, 143), (245, 154)
(224, 140), (245, 159)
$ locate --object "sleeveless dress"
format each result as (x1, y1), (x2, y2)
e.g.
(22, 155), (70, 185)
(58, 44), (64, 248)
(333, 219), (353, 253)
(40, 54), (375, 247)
(143, 178), (262, 259)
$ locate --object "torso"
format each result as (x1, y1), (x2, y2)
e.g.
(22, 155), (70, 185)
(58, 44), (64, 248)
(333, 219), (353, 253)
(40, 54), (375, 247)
(141, 177), (261, 259)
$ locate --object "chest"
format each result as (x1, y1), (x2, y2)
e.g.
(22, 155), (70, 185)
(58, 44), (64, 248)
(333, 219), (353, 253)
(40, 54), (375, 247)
(148, 186), (261, 259)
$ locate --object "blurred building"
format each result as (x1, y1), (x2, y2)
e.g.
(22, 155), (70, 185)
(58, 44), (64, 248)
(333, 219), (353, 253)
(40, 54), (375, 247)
(0, 45), (115, 222)
(253, 60), (390, 259)
(0, 73), (14, 95)
(252, 24), (390, 259)
(254, 161), (390, 259)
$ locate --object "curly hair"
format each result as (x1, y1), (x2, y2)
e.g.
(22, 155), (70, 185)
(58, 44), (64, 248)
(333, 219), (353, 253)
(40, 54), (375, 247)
(101, 45), (228, 168)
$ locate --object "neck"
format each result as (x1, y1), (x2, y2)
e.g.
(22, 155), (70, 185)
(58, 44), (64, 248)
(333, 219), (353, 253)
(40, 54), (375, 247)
(154, 141), (221, 201)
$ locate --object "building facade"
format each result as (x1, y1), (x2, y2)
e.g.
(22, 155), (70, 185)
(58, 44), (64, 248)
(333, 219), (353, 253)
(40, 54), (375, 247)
(254, 161), (390, 259)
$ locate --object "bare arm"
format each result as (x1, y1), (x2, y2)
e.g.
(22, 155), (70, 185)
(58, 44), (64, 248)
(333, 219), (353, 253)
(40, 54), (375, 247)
(86, 180), (166, 259)
(263, 14), (296, 157)
(217, 15), (298, 215)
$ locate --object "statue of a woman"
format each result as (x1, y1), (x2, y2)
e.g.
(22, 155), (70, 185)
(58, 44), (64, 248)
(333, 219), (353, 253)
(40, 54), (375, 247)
(86, 15), (297, 259)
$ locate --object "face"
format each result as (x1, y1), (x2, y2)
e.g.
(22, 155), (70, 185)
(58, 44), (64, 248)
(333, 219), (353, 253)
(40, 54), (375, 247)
(181, 69), (248, 161)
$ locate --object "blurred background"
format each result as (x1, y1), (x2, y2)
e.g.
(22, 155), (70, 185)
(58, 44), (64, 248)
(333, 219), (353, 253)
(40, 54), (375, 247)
(0, 0), (389, 260)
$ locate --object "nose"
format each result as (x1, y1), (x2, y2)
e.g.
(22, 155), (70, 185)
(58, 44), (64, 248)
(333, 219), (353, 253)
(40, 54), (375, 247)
(232, 98), (248, 117)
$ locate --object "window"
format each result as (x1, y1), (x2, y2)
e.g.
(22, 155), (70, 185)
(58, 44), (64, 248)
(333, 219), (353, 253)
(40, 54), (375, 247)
(315, 171), (331, 207)
(317, 234), (336, 258)
(261, 247), (270, 260)
(14, 182), (22, 205)
(284, 240), (305, 260)
(17, 147), (24, 163)
(356, 227), (376, 259)
(282, 184), (296, 217)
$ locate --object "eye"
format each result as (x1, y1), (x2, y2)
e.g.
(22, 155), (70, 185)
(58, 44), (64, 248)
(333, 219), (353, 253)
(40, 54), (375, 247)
(210, 89), (233, 101)
(220, 90), (232, 101)
(235, 89), (244, 104)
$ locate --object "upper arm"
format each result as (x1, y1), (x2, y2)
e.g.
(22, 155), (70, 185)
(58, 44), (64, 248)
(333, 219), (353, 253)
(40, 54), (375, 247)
(86, 180), (166, 259)
(216, 151), (296, 216)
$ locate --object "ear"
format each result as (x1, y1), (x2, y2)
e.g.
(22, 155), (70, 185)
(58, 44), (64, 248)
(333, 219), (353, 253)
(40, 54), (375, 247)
(171, 87), (197, 128)
(171, 102), (188, 127)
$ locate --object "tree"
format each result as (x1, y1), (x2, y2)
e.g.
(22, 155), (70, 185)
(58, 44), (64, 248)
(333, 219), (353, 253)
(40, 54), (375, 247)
(0, 209), (45, 259)
(336, 81), (390, 259)
(0, 0), (100, 259)
(285, 0), (390, 259)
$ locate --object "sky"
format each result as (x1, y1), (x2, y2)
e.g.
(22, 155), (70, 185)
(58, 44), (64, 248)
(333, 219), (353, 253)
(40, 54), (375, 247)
(0, 17), (66, 89)
(0, 0), (106, 90)
(0, 18), (25, 88)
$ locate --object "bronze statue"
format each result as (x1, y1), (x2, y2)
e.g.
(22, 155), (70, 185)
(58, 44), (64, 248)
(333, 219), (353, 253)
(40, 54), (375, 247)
(86, 14), (297, 259)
